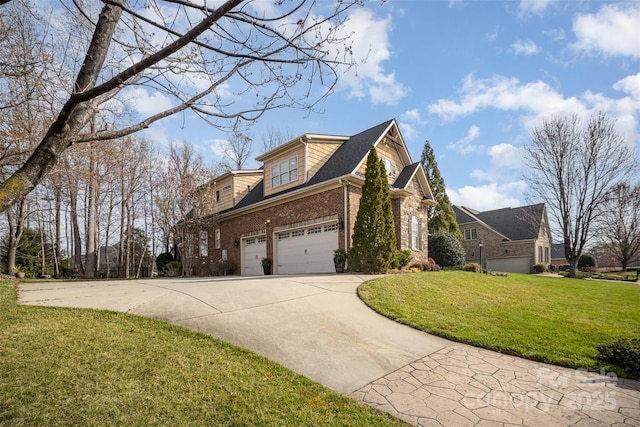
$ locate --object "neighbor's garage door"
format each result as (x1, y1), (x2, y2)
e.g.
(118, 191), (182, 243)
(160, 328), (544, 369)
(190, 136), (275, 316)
(487, 257), (531, 274)
(275, 223), (338, 274)
(242, 235), (266, 276)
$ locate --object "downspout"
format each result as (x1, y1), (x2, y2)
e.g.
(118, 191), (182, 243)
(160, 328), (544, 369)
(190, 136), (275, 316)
(301, 136), (309, 183)
(341, 178), (349, 254)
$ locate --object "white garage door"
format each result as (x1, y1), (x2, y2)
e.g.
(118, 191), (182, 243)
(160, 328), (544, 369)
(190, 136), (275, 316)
(487, 257), (531, 274)
(275, 223), (338, 274)
(242, 235), (266, 276)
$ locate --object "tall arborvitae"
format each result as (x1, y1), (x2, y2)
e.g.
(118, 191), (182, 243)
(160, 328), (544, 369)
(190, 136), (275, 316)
(421, 140), (461, 240)
(349, 147), (396, 273)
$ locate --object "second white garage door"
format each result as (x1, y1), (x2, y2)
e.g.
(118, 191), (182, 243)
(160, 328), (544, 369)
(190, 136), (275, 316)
(242, 235), (266, 276)
(486, 256), (531, 274)
(275, 224), (338, 274)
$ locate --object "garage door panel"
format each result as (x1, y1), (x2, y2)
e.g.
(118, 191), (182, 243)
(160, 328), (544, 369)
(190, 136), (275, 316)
(276, 224), (338, 274)
(486, 257), (530, 274)
(242, 236), (266, 276)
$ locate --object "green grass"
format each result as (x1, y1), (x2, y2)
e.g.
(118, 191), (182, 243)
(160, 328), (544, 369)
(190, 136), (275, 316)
(0, 281), (403, 426)
(358, 271), (640, 372)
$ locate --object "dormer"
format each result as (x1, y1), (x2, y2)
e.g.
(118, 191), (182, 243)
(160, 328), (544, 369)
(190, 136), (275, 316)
(256, 134), (347, 197)
(200, 170), (263, 216)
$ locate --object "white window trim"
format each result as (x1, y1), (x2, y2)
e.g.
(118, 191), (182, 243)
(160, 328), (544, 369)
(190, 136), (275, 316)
(271, 156), (298, 188)
(381, 156), (397, 178)
(464, 228), (477, 241)
(214, 229), (221, 249)
(199, 230), (208, 257)
(408, 215), (422, 251)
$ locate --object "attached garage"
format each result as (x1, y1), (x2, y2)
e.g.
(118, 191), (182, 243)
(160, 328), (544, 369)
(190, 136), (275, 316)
(241, 235), (266, 276)
(275, 223), (339, 274)
(486, 256), (531, 274)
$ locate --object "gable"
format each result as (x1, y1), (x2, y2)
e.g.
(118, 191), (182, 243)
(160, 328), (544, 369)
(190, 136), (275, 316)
(454, 204), (546, 241)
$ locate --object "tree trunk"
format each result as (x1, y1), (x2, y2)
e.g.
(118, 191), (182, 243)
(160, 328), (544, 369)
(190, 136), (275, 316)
(6, 198), (28, 276)
(53, 188), (61, 277)
(85, 149), (97, 278)
(69, 185), (84, 275)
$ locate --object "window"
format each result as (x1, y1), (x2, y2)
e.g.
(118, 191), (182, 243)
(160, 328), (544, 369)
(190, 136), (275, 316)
(464, 228), (477, 241)
(199, 230), (208, 257)
(277, 232), (291, 240)
(291, 230), (305, 237)
(186, 233), (194, 257)
(324, 224), (338, 232)
(222, 185), (231, 192)
(271, 156), (298, 188)
(215, 190), (220, 203)
(215, 229), (220, 249)
(381, 156), (396, 177)
(538, 246), (543, 264)
(257, 236), (266, 243)
(307, 226), (322, 234)
(408, 215), (422, 250)
(544, 247), (550, 264)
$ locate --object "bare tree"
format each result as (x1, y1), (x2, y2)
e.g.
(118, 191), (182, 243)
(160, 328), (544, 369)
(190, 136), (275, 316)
(0, 0), (365, 212)
(523, 112), (637, 277)
(261, 127), (295, 153)
(596, 183), (640, 271)
(213, 130), (253, 174)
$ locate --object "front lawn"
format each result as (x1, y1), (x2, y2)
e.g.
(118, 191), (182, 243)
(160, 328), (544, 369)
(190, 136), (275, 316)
(358, 272), (640, 372)
(0, 281), (403, 426)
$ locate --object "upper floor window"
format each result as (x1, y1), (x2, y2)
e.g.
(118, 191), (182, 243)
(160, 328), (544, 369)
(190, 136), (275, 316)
(464, 228), (477, 241)
(271, 156), (298, 188)
(381, 156), (396, 177)
(215, 190), (220, 203)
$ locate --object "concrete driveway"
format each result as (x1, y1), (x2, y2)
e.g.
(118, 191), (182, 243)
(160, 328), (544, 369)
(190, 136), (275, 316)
(17, 274), (449, 394)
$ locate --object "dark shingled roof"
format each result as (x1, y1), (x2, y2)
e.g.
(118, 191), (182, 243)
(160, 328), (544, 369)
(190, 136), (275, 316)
(393, 162), (420, 189)
(307, 120), (393, 185)
(455, 204), (546, 241)
(221, 120), (395, 213)
(453, 205), (476, 225)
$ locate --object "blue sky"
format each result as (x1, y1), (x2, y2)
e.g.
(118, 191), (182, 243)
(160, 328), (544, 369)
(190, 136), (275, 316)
(138, 0), (640, 211)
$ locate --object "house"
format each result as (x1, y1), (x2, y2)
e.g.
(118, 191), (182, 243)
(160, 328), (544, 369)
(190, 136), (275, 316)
(453, 204), (552, 274)
(179, 119), (436, 276)
(550, 243), (568, 270)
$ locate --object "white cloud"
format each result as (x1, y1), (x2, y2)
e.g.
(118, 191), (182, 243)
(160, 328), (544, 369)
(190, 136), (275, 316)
(517, 0), (557, 18)
(544, 28), (566, 41)
(399, 109), (427, 140)
(428, 74), (586, 123)
(487, 143), (522, 170)
(447, 125), (481, 154)
(125, 88), (174, 116)
(572, 3), (640, 59)
(511, 40), (541, 55)
(337, 8), (408, 105)
(448, 182), (526, 211)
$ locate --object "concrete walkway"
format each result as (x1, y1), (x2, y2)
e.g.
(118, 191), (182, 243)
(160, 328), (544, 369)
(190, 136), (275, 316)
(18, 275), (640, 426)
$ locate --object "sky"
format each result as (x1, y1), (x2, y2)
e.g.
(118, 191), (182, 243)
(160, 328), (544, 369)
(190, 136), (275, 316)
(136, 0), (640, 212)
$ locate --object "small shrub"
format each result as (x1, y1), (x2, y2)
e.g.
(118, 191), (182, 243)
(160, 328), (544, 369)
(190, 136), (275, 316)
(216, 259), (237, 275)
(578, 253), (597, 270)
(165, 261), (182, 277)
(156, 252), (174, 272)
(392, 249), (413, 269)
(597, 338), (640, 379)
(533, 263), (546, 273)
(462, 263), (481, 273)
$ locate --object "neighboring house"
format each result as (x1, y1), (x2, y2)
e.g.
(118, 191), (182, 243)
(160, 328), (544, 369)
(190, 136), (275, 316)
(453, 204), (552, 274)
(550, 243), (568, 270)
(178, 119), (436, 276)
